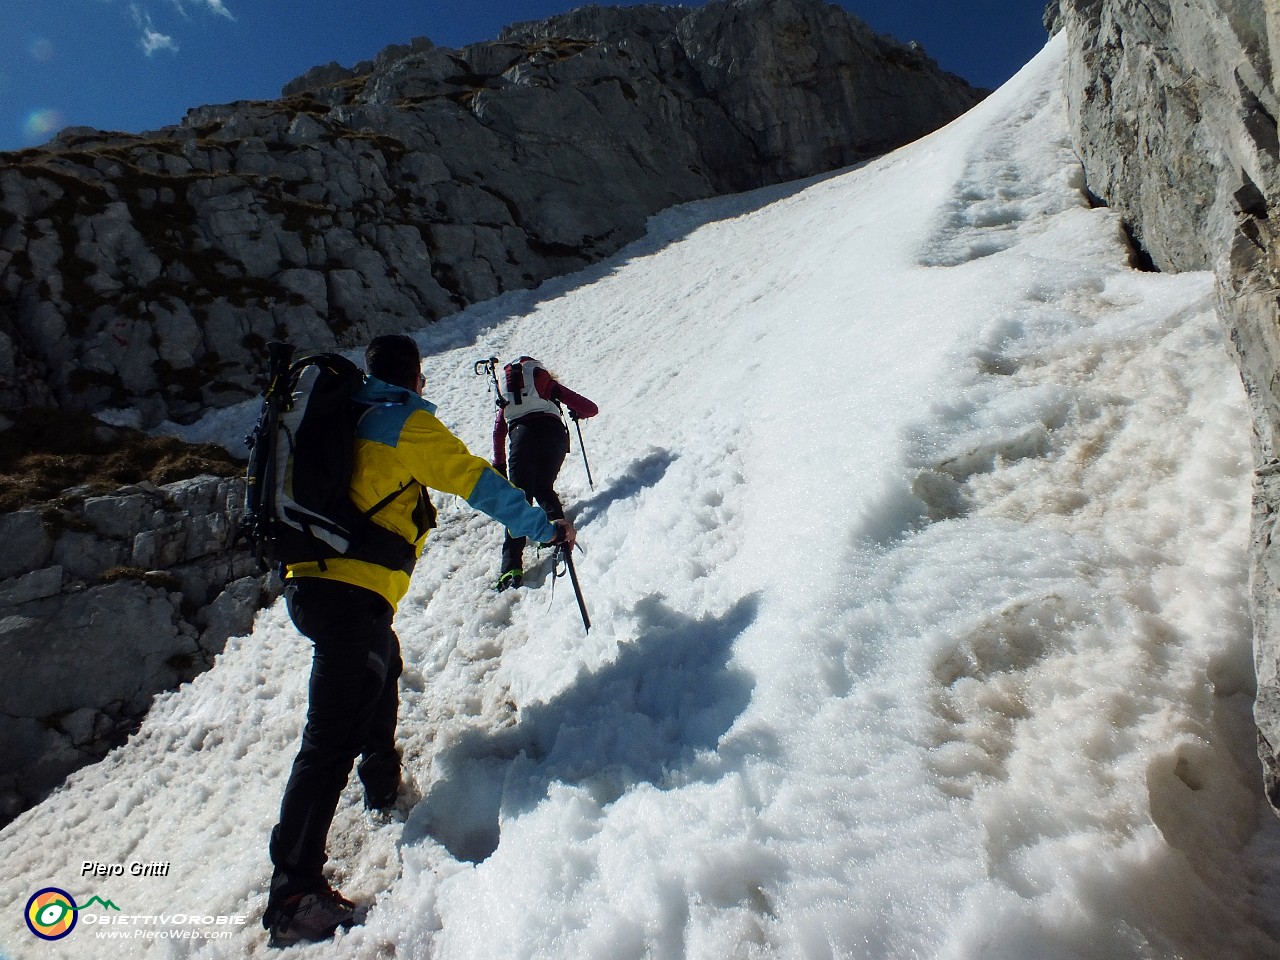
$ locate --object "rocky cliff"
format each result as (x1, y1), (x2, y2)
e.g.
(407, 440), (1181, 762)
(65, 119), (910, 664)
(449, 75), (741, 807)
(0, 474), (262, 822)
(1050, 0), (1280, 811)
(0, 0), (985, 825)
(0, 0), (983, 428)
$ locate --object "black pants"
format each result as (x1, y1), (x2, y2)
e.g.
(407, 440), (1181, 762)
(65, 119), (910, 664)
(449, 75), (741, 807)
(502, 415), (569, 574)
(267, 578), (402, 917)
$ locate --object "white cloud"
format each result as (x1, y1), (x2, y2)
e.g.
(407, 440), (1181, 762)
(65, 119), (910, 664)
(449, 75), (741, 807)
(131, 4), (179, 56)
(202, 0), (236, 20)
(116, 0), (235, 58)
(142, 27), (179, 55)
(168, 0), (237, 20)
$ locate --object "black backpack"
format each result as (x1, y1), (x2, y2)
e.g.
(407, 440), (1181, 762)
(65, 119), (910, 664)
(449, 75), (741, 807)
(241, 342), (417, 574)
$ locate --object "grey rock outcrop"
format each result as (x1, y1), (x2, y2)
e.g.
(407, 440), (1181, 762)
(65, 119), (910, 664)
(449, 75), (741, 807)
(0, 475), (267, 823)
(0, 0), (984, 428)
(1051, 0), (1280, 810)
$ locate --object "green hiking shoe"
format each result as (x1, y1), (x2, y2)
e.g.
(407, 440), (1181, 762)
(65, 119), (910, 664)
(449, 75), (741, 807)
(495, 569), (523, 592)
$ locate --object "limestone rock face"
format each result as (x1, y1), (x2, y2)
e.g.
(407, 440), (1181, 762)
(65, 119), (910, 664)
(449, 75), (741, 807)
(1052, 0), (1280, 809)
(0, 475), (268, 823)
(0, 0), (983, 427)
(1056, 0), (1272, 272)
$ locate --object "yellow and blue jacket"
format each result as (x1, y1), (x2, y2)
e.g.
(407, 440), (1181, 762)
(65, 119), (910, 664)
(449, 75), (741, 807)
(286, 376), (558, 611)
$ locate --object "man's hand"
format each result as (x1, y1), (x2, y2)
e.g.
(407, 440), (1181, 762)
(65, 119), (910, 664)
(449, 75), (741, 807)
(547, 518), (577, 551)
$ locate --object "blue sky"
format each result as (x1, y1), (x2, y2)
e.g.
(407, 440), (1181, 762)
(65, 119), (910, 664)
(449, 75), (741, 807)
(1, 1), (1048, 153)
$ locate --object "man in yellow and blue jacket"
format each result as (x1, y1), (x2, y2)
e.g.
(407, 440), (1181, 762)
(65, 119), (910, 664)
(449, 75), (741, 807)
(264, 334), (574, 947)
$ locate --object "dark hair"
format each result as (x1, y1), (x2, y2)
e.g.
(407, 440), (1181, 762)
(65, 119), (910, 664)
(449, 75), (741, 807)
(366, 334), (421, 390)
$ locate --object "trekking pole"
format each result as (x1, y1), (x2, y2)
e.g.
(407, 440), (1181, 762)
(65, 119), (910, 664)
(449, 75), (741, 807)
(560, 544), (591, 633)
(570, 413), (594, 490)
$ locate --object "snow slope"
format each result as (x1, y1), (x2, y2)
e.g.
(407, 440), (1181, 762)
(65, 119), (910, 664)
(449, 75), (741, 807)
(4, 31), (1279, 960)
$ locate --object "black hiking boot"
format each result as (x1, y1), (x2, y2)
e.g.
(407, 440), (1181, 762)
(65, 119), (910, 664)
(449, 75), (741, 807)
(267, 887), (357, 948)
(364, 781), (400, 812)
(358, 751), (402, 812)
(366, 774), (422, 822)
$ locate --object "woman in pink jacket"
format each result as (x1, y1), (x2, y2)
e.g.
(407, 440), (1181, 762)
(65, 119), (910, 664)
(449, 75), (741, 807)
(491, 356), (598, 590)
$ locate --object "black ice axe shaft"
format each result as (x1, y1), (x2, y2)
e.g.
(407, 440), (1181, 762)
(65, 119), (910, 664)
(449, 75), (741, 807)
(561, 544), (590, 633)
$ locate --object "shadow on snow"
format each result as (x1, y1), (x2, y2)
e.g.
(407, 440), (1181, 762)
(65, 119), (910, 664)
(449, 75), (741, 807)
(400, 592), (760, 863)
(573, 446), (678, 530)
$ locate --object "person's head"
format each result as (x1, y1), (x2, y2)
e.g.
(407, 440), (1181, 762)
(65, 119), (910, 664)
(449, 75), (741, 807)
(513, 355), (554, 377)
(366, 335), (423, 393)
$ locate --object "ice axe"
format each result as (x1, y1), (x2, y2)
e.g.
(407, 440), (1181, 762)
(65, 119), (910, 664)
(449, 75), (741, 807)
(474, 356), (508, 408)
(555, 542), (590, 633)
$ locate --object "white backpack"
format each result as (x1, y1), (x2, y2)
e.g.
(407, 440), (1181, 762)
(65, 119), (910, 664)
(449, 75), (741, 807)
(501, 357), (561, 421)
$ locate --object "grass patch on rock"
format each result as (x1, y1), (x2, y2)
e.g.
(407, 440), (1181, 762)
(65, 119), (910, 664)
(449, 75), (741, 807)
(0, 407), (243, 512)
